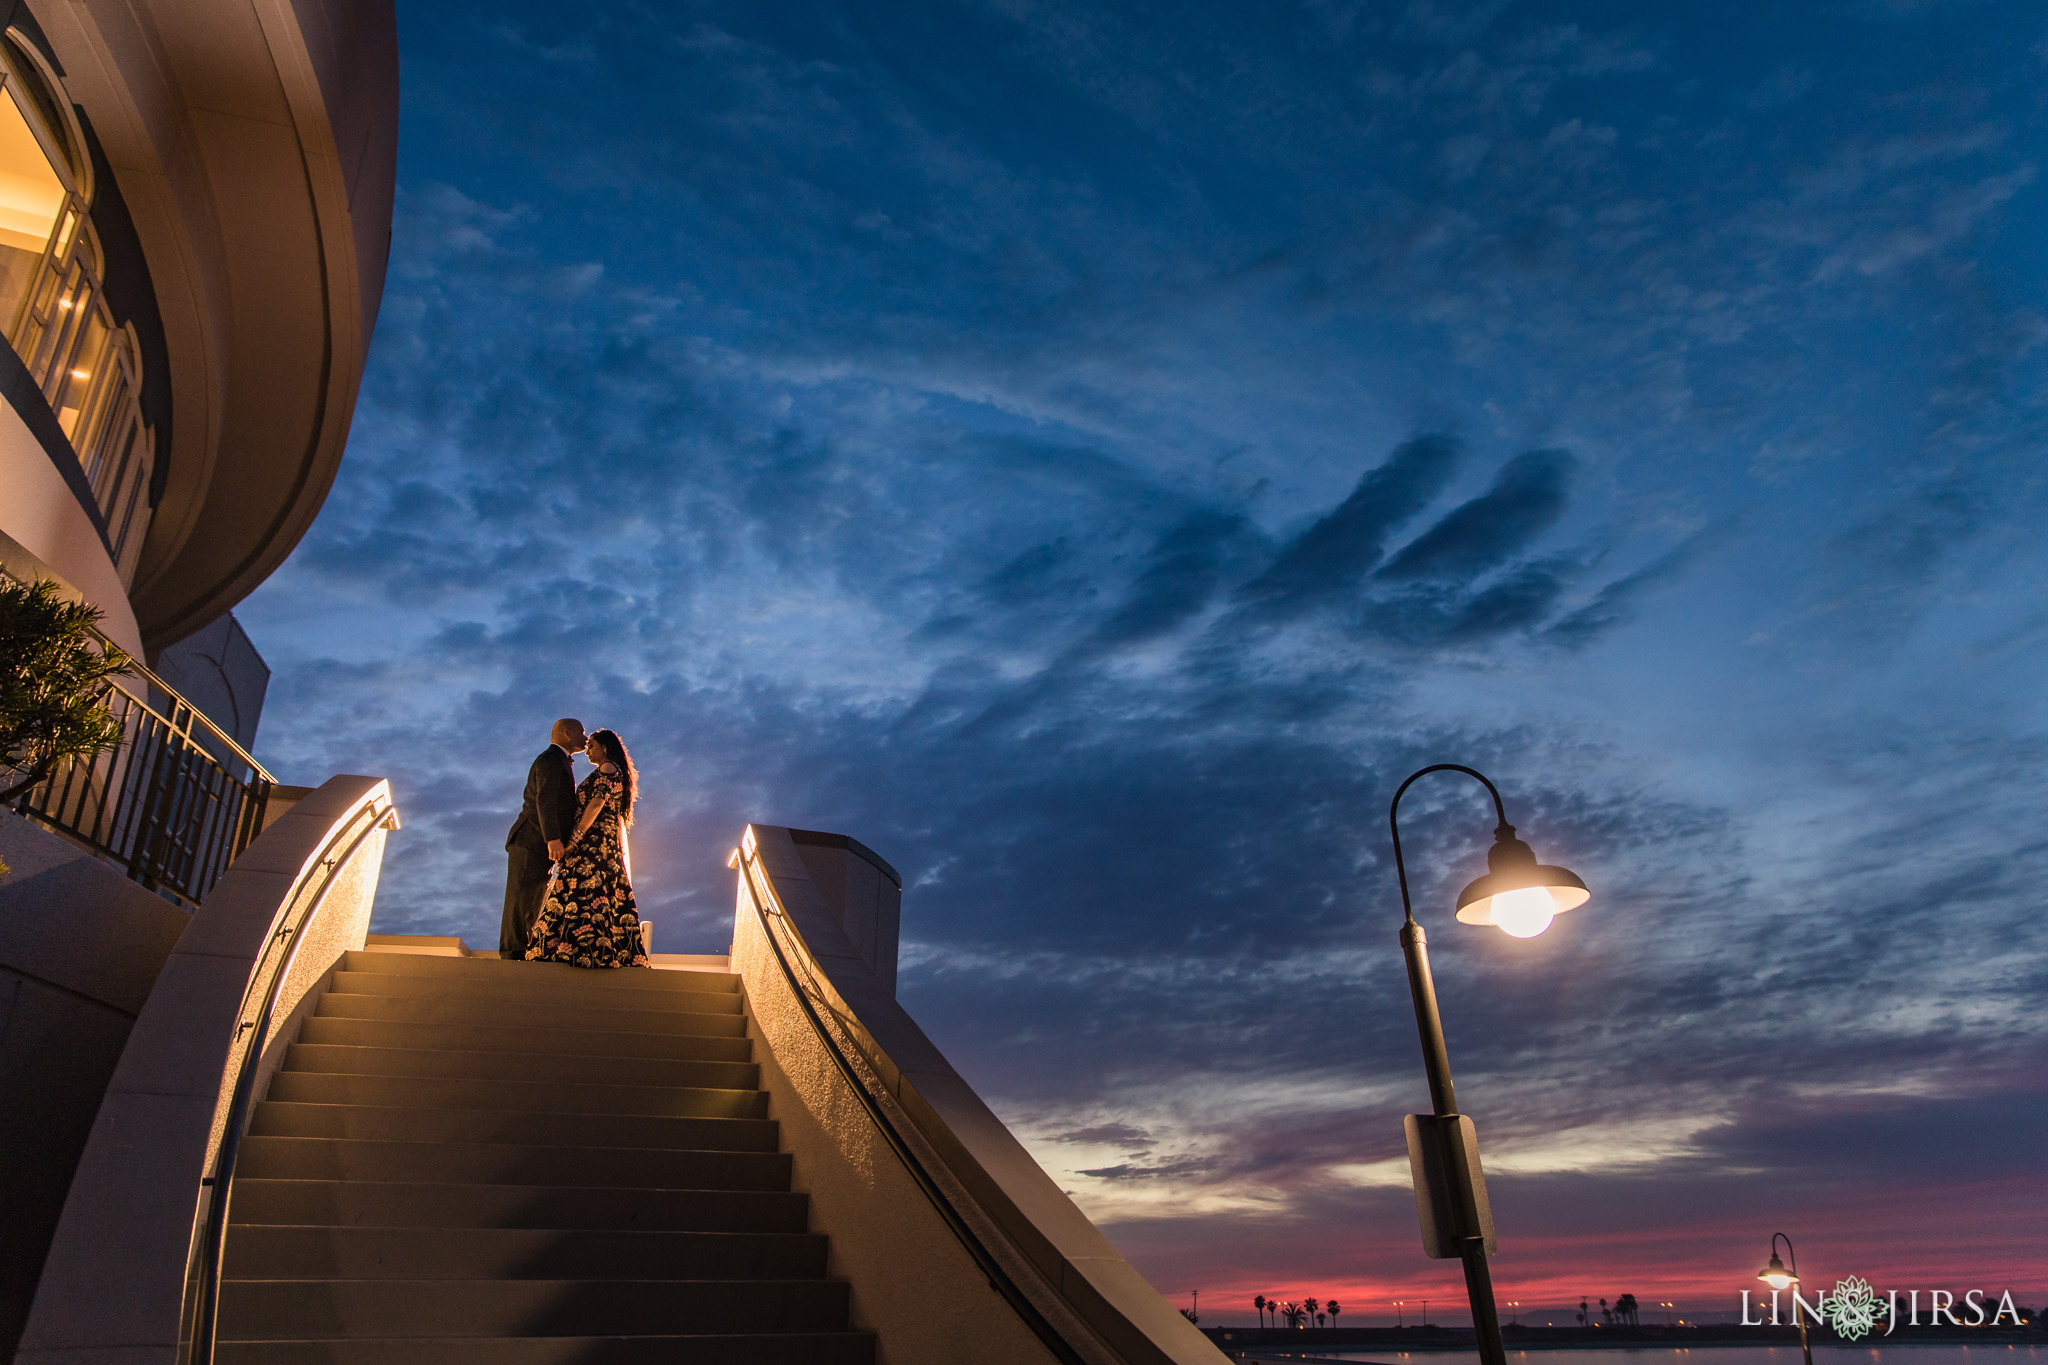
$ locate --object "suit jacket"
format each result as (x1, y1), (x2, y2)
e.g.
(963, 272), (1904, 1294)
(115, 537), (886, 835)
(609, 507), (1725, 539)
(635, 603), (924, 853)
(506, 745), (577, 855)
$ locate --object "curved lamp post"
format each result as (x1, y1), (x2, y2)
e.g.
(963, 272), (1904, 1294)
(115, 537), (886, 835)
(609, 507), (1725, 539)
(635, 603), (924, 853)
(1389, 764), (1591, 1365)
(1758, 1234), (1813, 1365)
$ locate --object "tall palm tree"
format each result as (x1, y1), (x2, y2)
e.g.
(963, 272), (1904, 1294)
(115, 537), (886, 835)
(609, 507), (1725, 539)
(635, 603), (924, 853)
(1255, 1295), (1267, 1327)
(1305, 1298), (1321, 1324)
(1329, 1301), (1343, 1326)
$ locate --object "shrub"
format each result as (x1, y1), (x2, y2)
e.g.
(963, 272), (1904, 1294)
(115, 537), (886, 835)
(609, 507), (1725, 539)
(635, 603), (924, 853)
(0, 577), (133, 804)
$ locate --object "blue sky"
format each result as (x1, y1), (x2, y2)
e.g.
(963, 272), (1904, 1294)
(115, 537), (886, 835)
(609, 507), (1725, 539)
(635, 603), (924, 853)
(239, 0), (2048, 1318)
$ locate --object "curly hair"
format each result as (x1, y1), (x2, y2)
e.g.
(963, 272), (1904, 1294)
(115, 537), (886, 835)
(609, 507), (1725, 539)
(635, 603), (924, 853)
(586, 728), (637, 828)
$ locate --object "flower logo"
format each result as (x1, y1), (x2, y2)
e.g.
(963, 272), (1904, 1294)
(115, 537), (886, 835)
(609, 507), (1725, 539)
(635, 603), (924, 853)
(1826, 1276), (1884, 1341)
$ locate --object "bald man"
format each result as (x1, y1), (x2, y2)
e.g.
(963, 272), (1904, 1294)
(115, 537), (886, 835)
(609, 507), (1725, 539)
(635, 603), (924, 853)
(501, 718), (585, 957)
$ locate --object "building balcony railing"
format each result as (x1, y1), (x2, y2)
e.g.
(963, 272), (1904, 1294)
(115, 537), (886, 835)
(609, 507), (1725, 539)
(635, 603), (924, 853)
(5, 612), (274, 909)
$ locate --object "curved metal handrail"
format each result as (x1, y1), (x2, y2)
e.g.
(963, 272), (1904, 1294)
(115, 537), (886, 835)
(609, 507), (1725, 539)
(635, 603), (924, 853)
(735, 842), (1093, 1365)
(2, 565), (275, 907)
(184, 793), (395, 1364)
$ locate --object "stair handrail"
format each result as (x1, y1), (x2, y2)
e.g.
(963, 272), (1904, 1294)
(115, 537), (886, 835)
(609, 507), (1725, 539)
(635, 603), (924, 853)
(181, 789), (398, 1364)
(2, 563), (276, 908)
(735, 836), (1097, 1365)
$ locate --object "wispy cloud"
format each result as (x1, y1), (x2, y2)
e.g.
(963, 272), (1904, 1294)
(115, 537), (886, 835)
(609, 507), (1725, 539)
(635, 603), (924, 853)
(240, 0), (2048, 1317)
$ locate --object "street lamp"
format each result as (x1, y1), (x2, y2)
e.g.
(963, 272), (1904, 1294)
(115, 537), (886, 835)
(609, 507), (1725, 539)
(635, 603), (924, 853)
(1389, 764), (1592, 1365)
(1757, 1233), (1813, 1365)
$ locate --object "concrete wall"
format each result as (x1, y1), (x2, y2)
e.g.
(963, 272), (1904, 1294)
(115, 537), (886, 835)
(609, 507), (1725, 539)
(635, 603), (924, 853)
(17, 775), (396, 1365)
(0, 811), (189, 1359)
(0, 428), (143, 658)
(149, 611), (270, 755)
(788, 827), (902, 994)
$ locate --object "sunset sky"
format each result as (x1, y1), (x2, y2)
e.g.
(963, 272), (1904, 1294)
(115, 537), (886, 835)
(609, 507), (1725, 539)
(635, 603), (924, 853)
(239, 0), (2048, 1326)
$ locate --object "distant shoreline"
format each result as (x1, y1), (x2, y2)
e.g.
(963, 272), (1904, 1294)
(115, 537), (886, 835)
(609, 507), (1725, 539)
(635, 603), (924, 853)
(1201, 1324), (2045, 1352)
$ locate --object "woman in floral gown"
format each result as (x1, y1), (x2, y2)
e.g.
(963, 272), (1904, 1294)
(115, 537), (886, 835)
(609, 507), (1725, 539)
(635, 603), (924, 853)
(524, 728), (647, 969)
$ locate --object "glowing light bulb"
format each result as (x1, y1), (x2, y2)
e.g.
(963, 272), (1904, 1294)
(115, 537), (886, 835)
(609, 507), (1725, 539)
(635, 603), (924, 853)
(1489, 886), (1556, 938)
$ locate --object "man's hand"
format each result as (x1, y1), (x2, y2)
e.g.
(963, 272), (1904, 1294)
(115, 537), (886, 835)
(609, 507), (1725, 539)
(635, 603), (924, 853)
(546, 839), (565, 861)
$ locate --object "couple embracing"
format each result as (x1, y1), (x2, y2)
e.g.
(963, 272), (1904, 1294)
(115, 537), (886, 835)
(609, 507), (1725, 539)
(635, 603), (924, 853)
(500, 718), (648, 969)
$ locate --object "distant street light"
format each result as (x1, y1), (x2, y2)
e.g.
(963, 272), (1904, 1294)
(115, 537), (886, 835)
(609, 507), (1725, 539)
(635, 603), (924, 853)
(1388, 764), (1592, 1365)
(1757, 1234), (1814, 1365)
(1394, 1300), (1405, 1328)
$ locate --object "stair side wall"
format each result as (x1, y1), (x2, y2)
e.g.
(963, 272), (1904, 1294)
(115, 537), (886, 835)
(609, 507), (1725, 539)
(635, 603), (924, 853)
(737, 824), (1228, 1365)
(734, 849), (1064, 1365)
(17, 775), (394, 1365)
(788, 833), (901, 994)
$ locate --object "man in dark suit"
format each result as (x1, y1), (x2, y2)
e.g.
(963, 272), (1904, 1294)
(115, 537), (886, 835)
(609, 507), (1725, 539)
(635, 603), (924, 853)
(501, 718), (586, 957)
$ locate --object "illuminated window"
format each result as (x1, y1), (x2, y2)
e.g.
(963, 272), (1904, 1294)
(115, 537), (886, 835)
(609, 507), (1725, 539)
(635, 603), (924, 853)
(0, 32), (81, 339)
(0, 32), (155, 581)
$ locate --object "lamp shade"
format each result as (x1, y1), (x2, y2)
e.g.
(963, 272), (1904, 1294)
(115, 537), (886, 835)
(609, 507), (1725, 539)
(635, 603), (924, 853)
(1757, 1252), (1796, 1291)
(1454, 826), (1589, 936)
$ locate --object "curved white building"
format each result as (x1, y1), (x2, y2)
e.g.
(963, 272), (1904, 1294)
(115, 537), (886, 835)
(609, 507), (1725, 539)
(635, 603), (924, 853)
(0, 0), (395, 661)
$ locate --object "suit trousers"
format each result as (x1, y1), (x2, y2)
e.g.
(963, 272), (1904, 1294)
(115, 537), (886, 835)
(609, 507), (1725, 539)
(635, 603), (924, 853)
(500, 844), (552, 958)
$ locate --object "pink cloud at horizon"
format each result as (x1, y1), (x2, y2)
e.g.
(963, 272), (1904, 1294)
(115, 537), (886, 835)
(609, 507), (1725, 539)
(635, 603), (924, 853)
(1109, 1172), (2048, 1327)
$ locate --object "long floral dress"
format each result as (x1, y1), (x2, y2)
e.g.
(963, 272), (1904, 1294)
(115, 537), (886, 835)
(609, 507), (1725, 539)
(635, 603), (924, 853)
(524, 770), (647, 969)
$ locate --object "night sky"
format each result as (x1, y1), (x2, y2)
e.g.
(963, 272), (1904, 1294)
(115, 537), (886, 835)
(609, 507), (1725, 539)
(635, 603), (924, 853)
(239, 0), (2047, 1326)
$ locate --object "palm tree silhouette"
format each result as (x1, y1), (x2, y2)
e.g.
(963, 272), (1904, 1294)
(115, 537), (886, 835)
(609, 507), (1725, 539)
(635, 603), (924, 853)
(1255, 1294), (1267, 1327)
(1305, 1298), (1321, 1326)
(1329, 1301), (1343, 1326)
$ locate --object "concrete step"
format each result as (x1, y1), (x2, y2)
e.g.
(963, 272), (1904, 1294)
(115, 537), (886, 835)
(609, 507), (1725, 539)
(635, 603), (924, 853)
(237, 1137), (792, 1192)
(204, 946), (865, 1362)
(327, 970), (743, 1015)
(264, 1072), (768, 1121)
(346, 950), (740, 993)
(297, 1015), (753, 1063)
(280, 1043), (761, 1093)
(218, 1277), (851, 1338)
(229, 1180), (809, 1233)
(249, 1103), (780, 1153)
(317, 992), (747, 1039)
(222, 1225), (830, 1280)
(214, 1332), (875, 1364)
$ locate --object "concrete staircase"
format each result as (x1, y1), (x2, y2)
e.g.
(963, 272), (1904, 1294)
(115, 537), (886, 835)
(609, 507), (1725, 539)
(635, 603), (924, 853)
(217, 948), (874, 1362)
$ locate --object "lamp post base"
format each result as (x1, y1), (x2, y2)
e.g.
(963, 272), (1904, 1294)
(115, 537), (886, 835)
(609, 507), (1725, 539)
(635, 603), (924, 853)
(1461, 1239), (1509, 1365)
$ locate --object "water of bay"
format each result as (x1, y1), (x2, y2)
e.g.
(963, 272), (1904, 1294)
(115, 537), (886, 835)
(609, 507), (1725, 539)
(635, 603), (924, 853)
(1245, 1349), (2045, 1365)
